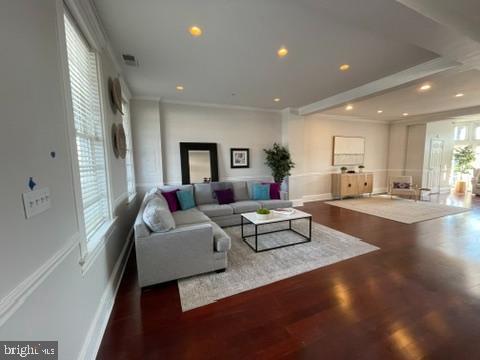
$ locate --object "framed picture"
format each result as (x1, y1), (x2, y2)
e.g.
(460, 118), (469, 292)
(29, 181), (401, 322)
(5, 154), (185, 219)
(332, 136), (365, 166)
(230, 148), (250, 168)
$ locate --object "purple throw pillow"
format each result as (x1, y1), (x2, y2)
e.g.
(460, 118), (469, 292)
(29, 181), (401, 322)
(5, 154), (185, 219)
(262, 182), (281, 200)
(161, 189), (180, 212)
(215, 188), (234, 205)
(393, 182), (411, 189)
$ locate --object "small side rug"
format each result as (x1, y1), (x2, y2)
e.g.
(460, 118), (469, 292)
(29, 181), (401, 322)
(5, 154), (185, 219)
(177, 221), (378, 311)
(326, 195), (469, 224)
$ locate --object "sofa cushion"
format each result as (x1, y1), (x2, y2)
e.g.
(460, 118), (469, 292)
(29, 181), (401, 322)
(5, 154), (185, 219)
(259, 199), (293, 210)
(198, 203), (234, 217)
(232, 181), (249, 201)
(172, 208), (210, 226)
(230, 201), (261, 214)
(194, 183), (215, 205)
(176, 189), (196, 210)
(161, 189), (180, 212)
(263, 182), (281, 200)
(210, 222), (231, 252)
(211, 182), (233, 199)
(252, 183), (270, 200)
(142, 197), (176, 233)
(215, 188), (235, 204)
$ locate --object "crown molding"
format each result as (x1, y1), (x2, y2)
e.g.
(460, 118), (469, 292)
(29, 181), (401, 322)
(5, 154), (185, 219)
(390, 105), (480, 125)
(160, 99), (282, 114)
(131, 96), (163, 102)
(299, 58), (460, 116)
(308, 113), (390, 124)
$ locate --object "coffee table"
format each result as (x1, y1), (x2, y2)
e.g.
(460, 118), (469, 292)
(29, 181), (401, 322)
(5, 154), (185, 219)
(241, 209), (312, 252)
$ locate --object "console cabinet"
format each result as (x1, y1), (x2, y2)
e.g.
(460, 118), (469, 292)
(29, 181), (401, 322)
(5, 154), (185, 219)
(332, 173), (373, 199)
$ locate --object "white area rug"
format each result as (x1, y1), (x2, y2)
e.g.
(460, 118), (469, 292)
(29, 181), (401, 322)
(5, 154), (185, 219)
(326, 196), (469, 224)
(177, 221), (378, 311)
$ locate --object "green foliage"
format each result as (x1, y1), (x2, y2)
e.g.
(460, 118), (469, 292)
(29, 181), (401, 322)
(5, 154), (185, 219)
(256, 208), (270, 215)
(340, 166), (347, 171)
(453, 145), (475, 174)
(263, 143), (295, 183)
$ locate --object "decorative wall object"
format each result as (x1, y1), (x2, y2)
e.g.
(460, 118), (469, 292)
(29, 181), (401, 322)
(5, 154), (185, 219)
(230, 148), (250, 168)
(332, 136), (365, 166)
(111, 123), (119, 158)
(116, 123), (127, 159)
(108, 77), (124, 115)
(180, 143), (219, 184)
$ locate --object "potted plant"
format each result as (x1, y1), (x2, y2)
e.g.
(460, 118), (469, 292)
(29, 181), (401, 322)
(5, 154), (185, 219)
(453, 145), (475, 193)
(340, 166), (348, 174)
(256, 207), (271, 220)
(264, 143), (295, 185)
(358, 165), (365, 173)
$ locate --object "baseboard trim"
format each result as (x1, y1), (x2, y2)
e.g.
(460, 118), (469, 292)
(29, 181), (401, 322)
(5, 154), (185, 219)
(0, 233), (80, 327)
(77, 227), (134, 360)
(292, 187), (388, 206)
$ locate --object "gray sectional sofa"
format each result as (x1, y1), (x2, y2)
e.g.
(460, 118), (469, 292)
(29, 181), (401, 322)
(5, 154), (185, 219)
(134, 180), (292, 287)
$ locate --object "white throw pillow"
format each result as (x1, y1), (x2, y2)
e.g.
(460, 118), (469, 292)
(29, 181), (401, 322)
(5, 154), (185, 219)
(143, 196), (176, 233)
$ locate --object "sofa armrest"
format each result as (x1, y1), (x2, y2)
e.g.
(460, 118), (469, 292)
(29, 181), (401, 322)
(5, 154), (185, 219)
(135, 223), (215, 287)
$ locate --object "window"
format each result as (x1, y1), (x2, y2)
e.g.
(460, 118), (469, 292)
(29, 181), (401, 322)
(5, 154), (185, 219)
(475, 146), (480, 169)
(454, 126), (468, 141)
(475, 126), (480, 140)
(64, 13), (110, 241)
(122, 102), (136, 200)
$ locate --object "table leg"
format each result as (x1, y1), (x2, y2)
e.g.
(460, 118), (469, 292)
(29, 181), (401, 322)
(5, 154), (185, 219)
(255, 224), (258, 252)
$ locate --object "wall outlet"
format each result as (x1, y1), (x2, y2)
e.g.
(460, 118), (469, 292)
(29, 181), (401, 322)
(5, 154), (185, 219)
(22, 187), (51, 219)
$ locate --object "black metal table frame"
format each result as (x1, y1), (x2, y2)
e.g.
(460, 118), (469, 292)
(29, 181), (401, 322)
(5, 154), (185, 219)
(241, 215), (312, 253)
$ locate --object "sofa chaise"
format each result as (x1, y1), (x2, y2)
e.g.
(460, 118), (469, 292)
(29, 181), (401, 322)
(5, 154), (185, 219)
(134, 180), (292, 287)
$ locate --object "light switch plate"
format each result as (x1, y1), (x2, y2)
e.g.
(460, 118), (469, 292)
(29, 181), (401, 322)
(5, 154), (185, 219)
(22, 187), (51, 219)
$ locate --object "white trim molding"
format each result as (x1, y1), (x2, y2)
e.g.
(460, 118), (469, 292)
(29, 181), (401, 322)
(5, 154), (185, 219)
(77, 228), (134, 360)
(160, 99), (281, 114)
(0, 233), (80, 327)
(292, 187), (388, 206)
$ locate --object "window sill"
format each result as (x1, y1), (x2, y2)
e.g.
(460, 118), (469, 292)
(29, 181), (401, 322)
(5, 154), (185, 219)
(80, 217), (118, 275)
(127, 193), (137, 205)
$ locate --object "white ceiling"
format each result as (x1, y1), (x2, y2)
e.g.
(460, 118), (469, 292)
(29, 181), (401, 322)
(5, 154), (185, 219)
(93, 0), (437, 109)
(93, 0), (480, 114)
(322, 69), (480, 121)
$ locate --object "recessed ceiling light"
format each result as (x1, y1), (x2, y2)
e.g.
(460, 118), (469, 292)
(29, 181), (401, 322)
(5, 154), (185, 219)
(455, 93), (464, 97)
(339, 64), (350, 71)
(277, 46), (288, 58)
(402, 112), (409, 116)
(345, 104), (353, 111)
(176, 85), (184, 91)
(419, 83), (431, 91)
(377, 110), (383, 114)
(188, 26), (203, 37)
(274, 98), (280, 102)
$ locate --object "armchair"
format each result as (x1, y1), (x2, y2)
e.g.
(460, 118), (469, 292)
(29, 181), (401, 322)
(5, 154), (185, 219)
(472, 169), (480, 196)
(389, 176), (416, 200)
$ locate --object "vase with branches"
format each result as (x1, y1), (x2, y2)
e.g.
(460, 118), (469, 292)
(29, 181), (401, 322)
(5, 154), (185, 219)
(263, 143), (295, 183)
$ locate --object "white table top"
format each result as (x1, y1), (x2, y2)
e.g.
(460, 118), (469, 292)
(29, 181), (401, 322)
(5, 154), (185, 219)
(241, 208), (312, 225)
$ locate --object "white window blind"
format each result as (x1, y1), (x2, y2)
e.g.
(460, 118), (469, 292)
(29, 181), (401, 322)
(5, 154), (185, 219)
(64, 14), (109, 240)
(122, 102), (136, 199)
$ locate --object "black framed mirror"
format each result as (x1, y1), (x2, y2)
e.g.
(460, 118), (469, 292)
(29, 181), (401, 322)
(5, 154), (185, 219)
(180, 142), (219, 184)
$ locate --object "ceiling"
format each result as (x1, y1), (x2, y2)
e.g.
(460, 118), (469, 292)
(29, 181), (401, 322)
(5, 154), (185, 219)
(322, 69), (480, 121)
(93, 0), (480, 114)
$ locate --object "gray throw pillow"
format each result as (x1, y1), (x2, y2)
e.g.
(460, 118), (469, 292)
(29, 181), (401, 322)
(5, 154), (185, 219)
(143, 196), (176, 233)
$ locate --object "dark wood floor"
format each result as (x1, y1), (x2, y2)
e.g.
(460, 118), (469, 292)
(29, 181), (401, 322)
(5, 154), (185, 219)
(98, 193), (480, 359)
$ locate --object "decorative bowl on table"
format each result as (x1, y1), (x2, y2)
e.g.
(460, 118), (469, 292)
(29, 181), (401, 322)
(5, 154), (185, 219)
(256, 208), (271, 220)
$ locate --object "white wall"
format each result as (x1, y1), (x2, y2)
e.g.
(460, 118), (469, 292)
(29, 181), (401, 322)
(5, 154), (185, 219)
(130, 99), (164, 191)
(284, 113), (390, 202)
(0, 1), (139, 359)
(405, 124), (427, 186)
(159, 102), (282, 184)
